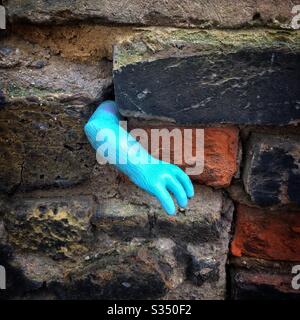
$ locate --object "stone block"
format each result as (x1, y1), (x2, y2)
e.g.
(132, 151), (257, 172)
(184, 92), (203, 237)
(3, 0), (297, 29)
(114, 29), (300, 125)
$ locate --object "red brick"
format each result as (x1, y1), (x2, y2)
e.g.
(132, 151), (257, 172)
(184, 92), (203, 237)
(199, 127), (239, 187)
(131, 126), (239, 188)
(231, 204), (300, 261)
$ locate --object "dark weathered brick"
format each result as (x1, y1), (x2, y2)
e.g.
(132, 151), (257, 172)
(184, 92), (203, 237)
(230, 257), (300, 300)
(243, 133), (300, 206)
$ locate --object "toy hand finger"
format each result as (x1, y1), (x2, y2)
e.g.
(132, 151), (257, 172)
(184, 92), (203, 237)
(154, 185), (176, 215)
(172, 166), (194, 198)
(166, 176), (188, 208)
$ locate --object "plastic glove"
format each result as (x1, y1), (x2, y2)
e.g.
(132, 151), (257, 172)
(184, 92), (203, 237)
(84, 100), (194, 215)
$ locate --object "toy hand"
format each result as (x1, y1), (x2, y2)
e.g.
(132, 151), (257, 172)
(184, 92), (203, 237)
(84, 100), (194, 215)
(129, 161), (194, 215)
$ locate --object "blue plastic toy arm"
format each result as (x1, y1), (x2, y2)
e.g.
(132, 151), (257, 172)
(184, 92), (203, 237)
(84, 100), (194, 215)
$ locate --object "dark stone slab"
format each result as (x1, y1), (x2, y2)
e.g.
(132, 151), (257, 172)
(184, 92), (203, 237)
(114, 50), (300, 125)
(243, 133), (300, 206)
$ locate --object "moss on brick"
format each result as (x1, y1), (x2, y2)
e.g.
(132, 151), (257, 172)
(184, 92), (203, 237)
(114, 28), (300, 70)
(7, 83), (64, 98)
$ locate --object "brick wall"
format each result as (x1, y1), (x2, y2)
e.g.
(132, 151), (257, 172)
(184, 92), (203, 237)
(0, 0), (299, 300)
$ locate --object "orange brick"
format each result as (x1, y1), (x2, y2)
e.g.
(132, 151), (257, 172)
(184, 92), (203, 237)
(199, 127), (239, 187)
(131, 126), (239, 188)
(231, 204), (300, 261)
